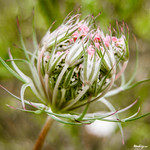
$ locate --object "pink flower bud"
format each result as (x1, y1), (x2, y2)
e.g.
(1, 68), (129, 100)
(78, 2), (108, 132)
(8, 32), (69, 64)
(112, 36), (117, 42)
(88, 45), (95, 56)
(115, 38), (124, 47)
(72, 31), (79, 41)
(95, 42), (100, 48)
(56, 51), (63, 56)
(105, 41), (110, 47)
(104, 35), (111, 47)
(94, 34), (101, 42)
(78, 24), (89, 36)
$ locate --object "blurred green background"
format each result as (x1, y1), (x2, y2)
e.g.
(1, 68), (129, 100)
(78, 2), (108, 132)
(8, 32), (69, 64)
(0, 0), (150, 150)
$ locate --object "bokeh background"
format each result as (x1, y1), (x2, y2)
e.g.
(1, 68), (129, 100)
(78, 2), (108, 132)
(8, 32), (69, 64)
(0, 0), (150, 150)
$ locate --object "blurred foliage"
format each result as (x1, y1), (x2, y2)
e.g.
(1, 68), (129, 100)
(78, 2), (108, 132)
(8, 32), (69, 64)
(0, 0), (150, 150)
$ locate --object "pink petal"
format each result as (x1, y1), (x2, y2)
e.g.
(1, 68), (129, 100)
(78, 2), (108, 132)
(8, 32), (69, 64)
(105, 35), (111, 42)
(45, 55), (50, 59)
(79, 24), (89, 33)
(72, 31), (79, 38)
(95, 42), (100, 48)
(56, 51), (62, 56)
(94, 34), (101, 42)
(72, 31), (79, 41)
(88, 45), (95, 55)
(112, 36), (117, 42)
(78, 24), (89, 36)
(105, 41), (109, 47)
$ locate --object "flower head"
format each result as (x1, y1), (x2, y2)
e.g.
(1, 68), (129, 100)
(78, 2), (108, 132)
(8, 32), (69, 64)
(1, 13), (149, 140)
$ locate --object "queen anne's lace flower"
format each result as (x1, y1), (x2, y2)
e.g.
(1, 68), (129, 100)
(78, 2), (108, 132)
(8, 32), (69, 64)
(1, 13), (149, 144)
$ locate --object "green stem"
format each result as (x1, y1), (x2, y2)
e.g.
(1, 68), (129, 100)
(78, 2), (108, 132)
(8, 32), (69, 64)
(34, 116), (54, 150)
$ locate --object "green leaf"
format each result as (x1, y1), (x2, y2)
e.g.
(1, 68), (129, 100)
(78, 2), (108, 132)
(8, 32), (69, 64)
(8, 50), (31, 83)
(0, 57), (26, 83)
(124, 79), (150, 90)
(77, 102), (89, 121)
(124, 112), (150, 122)
(16, 108), (44, 115)
(20, 83), (30, 109)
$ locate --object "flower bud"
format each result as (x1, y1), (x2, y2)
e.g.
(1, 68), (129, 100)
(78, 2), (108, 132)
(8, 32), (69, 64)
(37, 14), (129, 112)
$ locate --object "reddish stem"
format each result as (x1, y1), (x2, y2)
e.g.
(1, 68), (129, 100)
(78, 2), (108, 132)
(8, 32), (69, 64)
(34, 116), (54, 150)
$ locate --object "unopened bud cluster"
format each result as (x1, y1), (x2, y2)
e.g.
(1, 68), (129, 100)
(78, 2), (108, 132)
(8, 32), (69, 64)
(1, 12), (149, 141)
(38, 14), (129, 112)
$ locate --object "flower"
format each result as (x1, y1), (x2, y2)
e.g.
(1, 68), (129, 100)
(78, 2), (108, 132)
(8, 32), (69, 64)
(1, 13), (149, 144)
